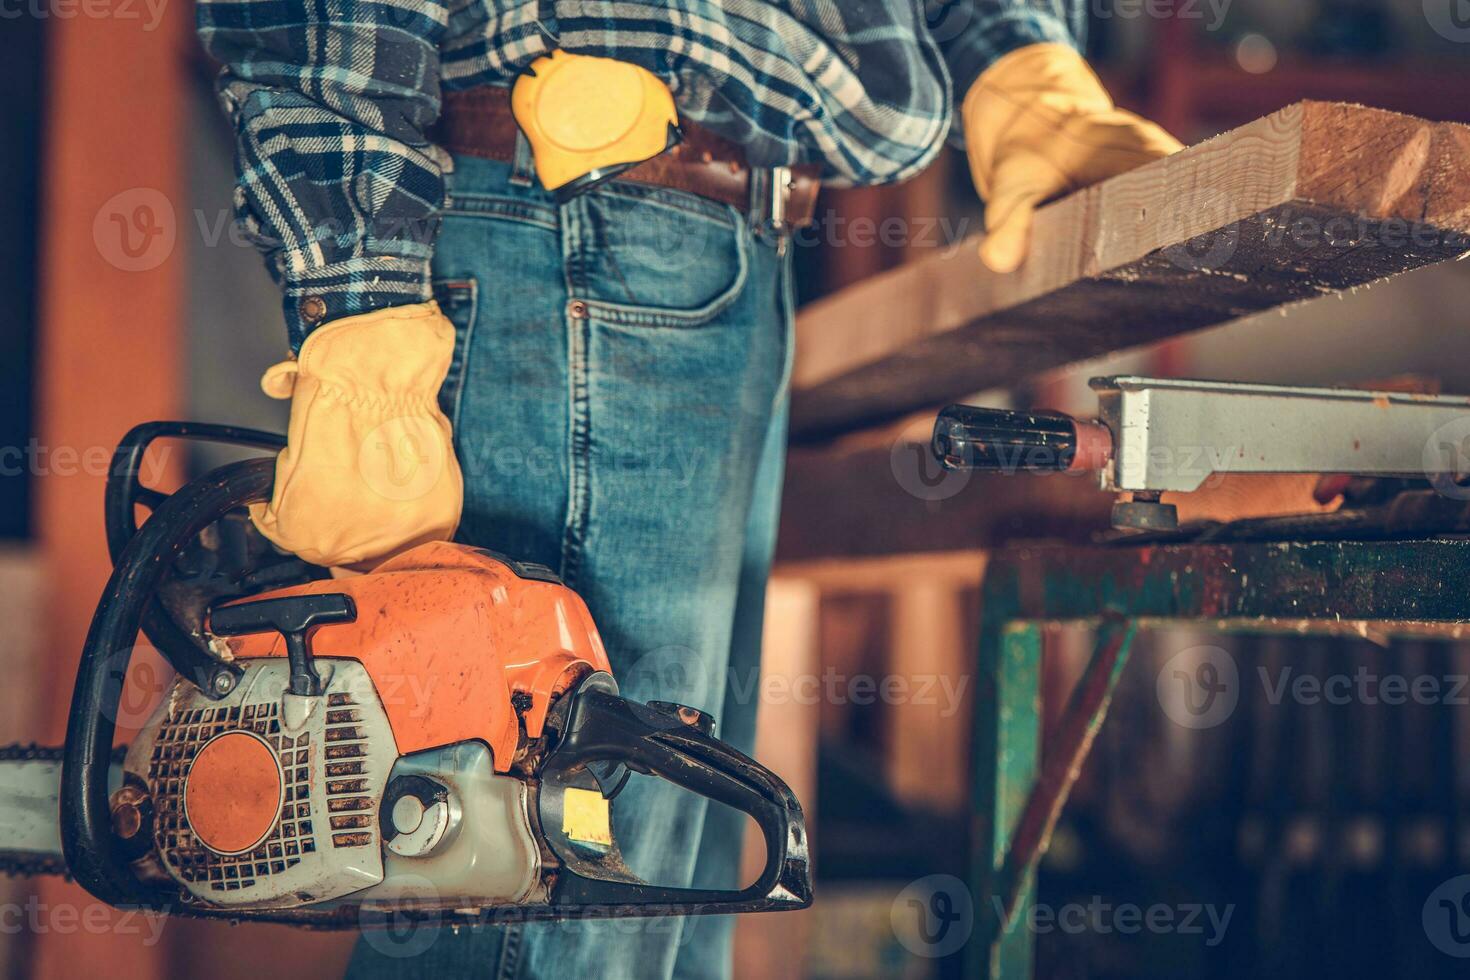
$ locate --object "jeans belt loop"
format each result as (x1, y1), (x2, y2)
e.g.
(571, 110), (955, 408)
(749, 166), (794, 255)
(510, 130), (537, 187)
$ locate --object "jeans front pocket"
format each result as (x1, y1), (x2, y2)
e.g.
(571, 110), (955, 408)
(569, 184), (751, 329)
(432, 277), (478, 424)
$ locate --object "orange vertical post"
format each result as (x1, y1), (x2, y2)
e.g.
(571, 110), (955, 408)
(28, 0), (190, 976)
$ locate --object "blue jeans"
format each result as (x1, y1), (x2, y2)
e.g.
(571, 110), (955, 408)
(347, 149), (793, 979)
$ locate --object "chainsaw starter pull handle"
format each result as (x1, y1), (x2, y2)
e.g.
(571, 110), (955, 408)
(932, 404), (1113, 474)
(210, 593), (357, 697)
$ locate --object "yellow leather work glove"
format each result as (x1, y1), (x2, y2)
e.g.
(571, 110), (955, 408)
(250, 302), (463, 569)
(962, 43), (1184, 274)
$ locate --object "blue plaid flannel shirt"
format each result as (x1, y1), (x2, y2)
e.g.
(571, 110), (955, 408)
(196, 0), (1083, 342)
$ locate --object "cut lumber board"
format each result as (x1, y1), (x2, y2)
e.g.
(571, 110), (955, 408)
(790, 101), (1470, 439)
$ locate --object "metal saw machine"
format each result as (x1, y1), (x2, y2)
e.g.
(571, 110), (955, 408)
(933, 376), (1470, 537)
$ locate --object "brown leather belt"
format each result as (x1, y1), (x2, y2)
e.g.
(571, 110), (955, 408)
(433, 86), (821, 230)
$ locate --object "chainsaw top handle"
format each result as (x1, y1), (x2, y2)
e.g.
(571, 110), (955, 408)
(67, 429), (281, 908)
(103, 422), (287, 697)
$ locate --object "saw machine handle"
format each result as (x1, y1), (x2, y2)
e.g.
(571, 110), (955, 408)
(541, 687), (813, 916)
(65, 454), (278, 909)
(932, 404), (1113, 474)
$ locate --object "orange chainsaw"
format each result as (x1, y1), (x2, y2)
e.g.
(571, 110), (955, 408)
(0, 422), (812, 928)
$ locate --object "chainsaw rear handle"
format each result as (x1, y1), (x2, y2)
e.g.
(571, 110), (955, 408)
(932, 404), (1113, 474)
(541, 685), (812, 915)
(65, 452), (278, 908)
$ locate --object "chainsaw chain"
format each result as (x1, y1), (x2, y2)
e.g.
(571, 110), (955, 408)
(0, 851), (68, 879)
(0, 743), (63, 763)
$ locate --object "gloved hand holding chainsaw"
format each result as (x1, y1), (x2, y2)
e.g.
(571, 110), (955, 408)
(248, 302), (463, 570)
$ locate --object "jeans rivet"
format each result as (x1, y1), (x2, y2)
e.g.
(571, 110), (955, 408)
(567, 299), (589, 319)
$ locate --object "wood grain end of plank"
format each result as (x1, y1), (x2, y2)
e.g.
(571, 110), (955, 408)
(1296, 100), (1470, 234)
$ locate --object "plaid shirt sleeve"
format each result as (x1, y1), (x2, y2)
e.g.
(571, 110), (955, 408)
(932, 0), (1087, 107)
(197, 0), (452, 345)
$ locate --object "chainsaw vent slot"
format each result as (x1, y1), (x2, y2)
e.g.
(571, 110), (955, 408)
(322, 693), (376, 849)
(149, 701), (318, 891)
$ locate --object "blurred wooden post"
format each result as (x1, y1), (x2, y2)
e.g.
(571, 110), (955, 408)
(734, 577), (821, 978)
(777, 554), (986, 814)
(886, 566), (982, 811)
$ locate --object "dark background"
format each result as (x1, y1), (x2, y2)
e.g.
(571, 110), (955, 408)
(0, 17), (44, 540)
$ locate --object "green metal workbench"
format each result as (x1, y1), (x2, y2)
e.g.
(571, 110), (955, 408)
(968, 533), (1470, 977)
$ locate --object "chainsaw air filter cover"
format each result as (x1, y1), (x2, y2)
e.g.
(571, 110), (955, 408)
(132, 660), (399, 907)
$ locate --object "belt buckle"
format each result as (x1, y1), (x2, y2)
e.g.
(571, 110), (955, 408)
(749, 166), (793, 255)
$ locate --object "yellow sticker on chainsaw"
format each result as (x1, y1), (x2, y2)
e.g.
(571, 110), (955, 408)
(562, 787), (612, 846)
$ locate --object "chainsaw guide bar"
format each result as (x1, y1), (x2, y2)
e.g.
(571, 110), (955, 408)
(0, 744), (68, 878)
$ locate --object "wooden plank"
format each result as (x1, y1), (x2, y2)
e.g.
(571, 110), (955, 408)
(776, 551), (988, 593)
(790, 101), (1470, 439)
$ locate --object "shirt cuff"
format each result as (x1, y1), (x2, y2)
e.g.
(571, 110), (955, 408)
(281, 257), (434, 350)
(945, 10), (1079, 119)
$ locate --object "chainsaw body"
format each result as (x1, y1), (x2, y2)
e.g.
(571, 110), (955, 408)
(57, 423), (811, 927)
